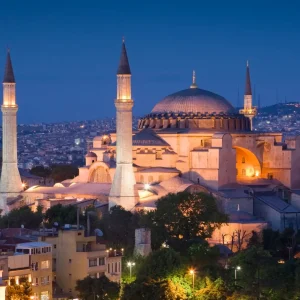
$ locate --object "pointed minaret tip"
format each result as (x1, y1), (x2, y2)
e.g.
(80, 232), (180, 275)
(3, 49), (15, 83)
(190, 70), (198, 88)
(117, 39), (131, 75)
(245, 60), (252, 95)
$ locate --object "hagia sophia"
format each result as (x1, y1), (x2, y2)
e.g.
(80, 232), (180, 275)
(1, 41), (300, 250)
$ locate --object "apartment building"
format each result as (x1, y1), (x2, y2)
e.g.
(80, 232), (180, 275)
(6, 241), (52, 300)
(40, 228), (122, 299)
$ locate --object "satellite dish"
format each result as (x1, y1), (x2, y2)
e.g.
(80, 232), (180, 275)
(21, 225), (24, 229)
(94, 229), (103, 237)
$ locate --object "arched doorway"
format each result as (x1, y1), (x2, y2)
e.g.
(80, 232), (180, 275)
(235, 146), (261, 181)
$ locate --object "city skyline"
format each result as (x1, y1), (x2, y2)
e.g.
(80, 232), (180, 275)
(0, 1), (300, 124)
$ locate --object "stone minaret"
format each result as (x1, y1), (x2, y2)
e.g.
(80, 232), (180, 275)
(239, 61), (257, 130)
(109, 40), (138, 211)
(0, 50), (22, 210)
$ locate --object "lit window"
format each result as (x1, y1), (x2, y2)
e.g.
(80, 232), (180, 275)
(41, 260), (49, 269)
(242, 169), (246, 175)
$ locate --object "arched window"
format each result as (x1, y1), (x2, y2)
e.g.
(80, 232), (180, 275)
(242, 157), (245, 163)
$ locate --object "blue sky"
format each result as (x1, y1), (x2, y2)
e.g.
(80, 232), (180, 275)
(0, 0), (300, 123)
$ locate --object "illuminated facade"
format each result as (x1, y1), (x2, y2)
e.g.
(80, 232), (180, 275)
(0, 51), (23, 212)
(8, 42), (300, 233)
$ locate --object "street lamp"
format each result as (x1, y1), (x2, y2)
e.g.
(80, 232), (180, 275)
(127, 261), (135, 279)
(235, 266), (241, 284)
(144, 183), (150, 190)
(189, 269), (195, 290)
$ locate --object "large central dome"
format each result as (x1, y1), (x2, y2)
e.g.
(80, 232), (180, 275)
(151, 87), (234, 114)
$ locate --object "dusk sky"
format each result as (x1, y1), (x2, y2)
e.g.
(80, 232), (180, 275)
(0, 0), (300, 123)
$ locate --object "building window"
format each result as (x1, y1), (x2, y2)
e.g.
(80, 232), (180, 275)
(242, 169), (246, 176)
(236, 169), (238, 175)
(115, 262), (117, 273)
(31, 262), (38, 271)
(99, 257), (105, 266)
(54, 244), (56, 249)
(108, 263), (110, 273)
(69, 259), (72, 263)
(242, 157), (245, 163)
(89, 258), (97, 267)
(41, 260), (49, 269)
(201, 140), (203, 146)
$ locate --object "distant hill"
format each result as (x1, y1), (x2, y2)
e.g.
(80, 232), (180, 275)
(259, 102), (300, 115)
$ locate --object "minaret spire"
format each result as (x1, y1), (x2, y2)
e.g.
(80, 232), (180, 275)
(3, 49), (15, 84)
(190, 70), (197, 88)
(245, 60), (252, 96)
(239, 60), (257, 131)
(117, 39), (131, 75)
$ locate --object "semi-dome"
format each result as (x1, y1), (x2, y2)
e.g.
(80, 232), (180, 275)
(85, 152), (97, 158)
(152, 87), (234, 114)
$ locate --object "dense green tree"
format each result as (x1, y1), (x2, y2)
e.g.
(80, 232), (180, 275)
(137, 248), (182, 280)
(44, 204), (83, 227)
(29, 165), (51, 178)
(6, 278), (33, 300)
(75, 275), (120, 300)
(0, 206), (43, 229)
(194, 277), (230, 300)
(121, 278), (187, 300)
(146, 192), (228, 252)
(229, 246), (281, 298)
(50, 164), (79, 182)
(101, 206), (139, 254)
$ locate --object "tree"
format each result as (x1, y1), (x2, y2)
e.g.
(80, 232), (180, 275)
(101, 206), (139, 254)
(188, 241), (220, 277)
(75, 275), (120, 300)
(0, 206), (43, 229)
(194, 277), (230, 300)
(30, 166), (51, 178)
(50, 164), (79, 182)
(44, 204), (83, 227)
(229, 246), (278, 298)
(137, 248), (182, 280)
(122, 278), (187, 300)
(6, 278), (33, 300)
(149, 192), (228, 252)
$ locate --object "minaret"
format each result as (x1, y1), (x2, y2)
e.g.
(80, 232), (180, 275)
(239, 61), (257, 130)
(109, 40), (139, 211)
(0, 50), (22, 211)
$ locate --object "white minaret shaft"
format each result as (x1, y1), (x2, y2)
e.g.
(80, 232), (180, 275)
(109, 40), (138, 211)
(0, 51), (22, 207)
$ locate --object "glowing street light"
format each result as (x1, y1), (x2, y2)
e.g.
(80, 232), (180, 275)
(144, 183), (150, 190)
(189, 269), (195, 290)
(235, 266), (241, 284)
(127, 261), (135, 279)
